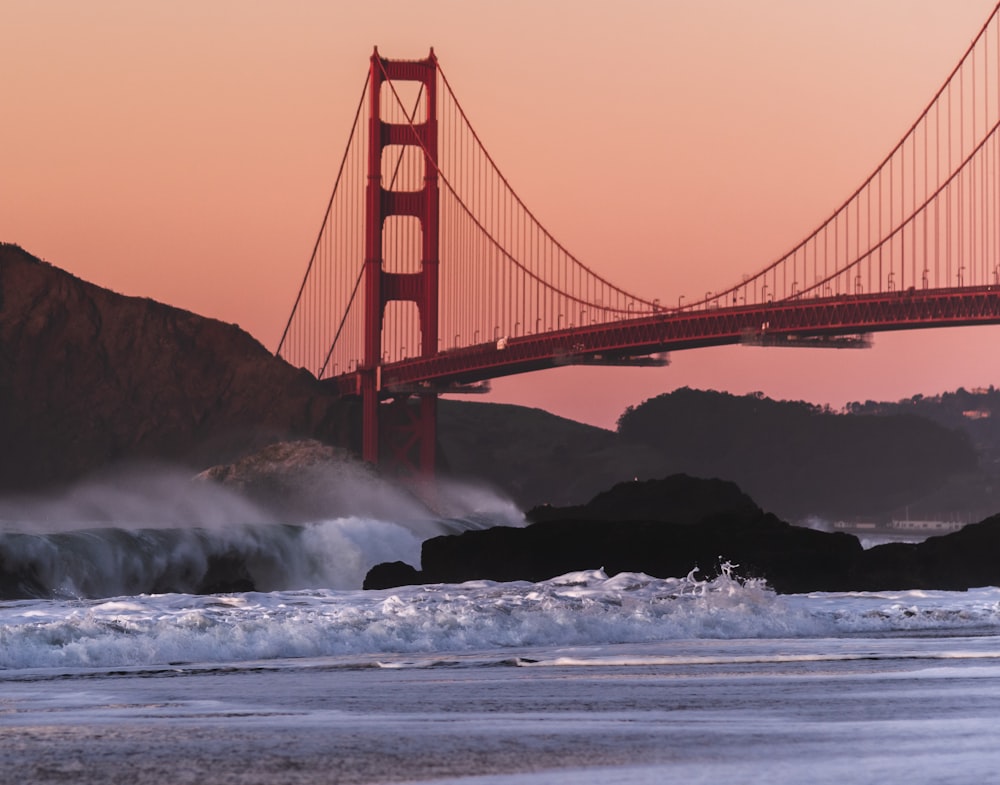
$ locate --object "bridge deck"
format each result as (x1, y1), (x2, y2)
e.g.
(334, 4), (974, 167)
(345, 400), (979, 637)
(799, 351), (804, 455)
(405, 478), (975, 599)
(325, 286), (1000, 398)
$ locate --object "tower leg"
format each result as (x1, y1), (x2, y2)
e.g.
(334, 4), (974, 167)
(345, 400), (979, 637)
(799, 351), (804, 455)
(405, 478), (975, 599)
(382, 392), (437, 476)
(418, 393), (437, 475)
(361, 370), (379, 464)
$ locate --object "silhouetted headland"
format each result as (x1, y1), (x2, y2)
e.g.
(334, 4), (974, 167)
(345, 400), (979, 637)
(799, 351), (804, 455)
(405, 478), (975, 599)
(365, 474), (1000, 594)
(0, 243), (352, 490)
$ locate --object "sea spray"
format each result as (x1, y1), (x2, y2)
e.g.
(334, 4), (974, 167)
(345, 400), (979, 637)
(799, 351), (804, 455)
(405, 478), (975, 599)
(0, 455), (524, 599)
(0, 464), (272, 534)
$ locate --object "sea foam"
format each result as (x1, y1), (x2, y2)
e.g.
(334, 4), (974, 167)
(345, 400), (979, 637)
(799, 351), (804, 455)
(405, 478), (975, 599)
(4, 568), (1000, 673)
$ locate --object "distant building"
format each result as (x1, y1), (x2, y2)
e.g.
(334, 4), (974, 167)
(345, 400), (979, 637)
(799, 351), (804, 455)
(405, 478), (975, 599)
(890, 519), (965, 533)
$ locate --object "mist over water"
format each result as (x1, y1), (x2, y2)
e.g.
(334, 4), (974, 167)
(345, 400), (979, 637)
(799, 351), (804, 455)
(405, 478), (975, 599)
(0, 465), (273, 534)
(0, 458), (524, 600)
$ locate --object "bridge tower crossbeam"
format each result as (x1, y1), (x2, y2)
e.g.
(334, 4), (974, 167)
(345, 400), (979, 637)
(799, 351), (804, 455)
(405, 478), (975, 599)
(362, 48), (439, 473)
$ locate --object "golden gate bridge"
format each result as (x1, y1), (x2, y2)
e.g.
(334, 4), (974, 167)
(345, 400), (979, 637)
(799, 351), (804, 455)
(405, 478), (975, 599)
(277, 5), (1000, 475)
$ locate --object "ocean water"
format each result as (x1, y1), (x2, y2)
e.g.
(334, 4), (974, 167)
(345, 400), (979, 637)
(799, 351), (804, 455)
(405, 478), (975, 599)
(2, 471), (1000, 784)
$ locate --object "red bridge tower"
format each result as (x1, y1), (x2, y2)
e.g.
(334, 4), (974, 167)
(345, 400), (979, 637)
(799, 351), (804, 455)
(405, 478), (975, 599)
(362, 48), (439, 474)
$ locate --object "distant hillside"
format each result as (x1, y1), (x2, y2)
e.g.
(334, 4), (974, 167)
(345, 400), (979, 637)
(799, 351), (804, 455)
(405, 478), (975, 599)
(846, 388), (1000, 470)
(0, 243), (351, 490)
(435, 388), (989, 522)
(614, 388), (981, 521)
(437, 400), (671, 508)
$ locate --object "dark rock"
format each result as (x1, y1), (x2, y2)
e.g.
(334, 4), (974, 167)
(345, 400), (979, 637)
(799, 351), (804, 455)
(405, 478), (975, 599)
(196, 439), (373, 521)
(527, 475), (760, 524)
(855, 514), (1000, 590)
(365, 475), (1000, 593)
(411, 512), (862, 594)
(365, 474), (865, 593)
(0, 541), (49, 599)
(196, 552), (257, 595)
(920, 514), (1000, 588)
(195, 438), (443, 524)
(364, 560), (423, 590)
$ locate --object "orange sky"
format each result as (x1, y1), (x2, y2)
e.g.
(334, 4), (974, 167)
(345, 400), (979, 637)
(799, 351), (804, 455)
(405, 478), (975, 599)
(4, 1), (1000, 429)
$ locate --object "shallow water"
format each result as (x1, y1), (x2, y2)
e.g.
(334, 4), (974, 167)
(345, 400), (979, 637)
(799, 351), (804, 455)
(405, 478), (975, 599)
(3, 573), (1000, 784)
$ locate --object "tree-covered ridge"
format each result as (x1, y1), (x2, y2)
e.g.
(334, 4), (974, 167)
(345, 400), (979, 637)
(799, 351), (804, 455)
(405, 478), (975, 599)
(616, 388), (979, 521)
(846, 387), (1000, 468)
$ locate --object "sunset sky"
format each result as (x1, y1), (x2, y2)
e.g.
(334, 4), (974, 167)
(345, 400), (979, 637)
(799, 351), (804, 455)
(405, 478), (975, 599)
(4, 1), (1000, 429)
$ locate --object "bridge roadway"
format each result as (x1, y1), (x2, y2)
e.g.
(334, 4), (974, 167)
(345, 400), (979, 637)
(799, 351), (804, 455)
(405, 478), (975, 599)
(328, 285), (1000, 399)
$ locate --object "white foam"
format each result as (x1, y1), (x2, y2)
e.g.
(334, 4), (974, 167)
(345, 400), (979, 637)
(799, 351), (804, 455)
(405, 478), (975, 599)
(3, 569), (1000, 673)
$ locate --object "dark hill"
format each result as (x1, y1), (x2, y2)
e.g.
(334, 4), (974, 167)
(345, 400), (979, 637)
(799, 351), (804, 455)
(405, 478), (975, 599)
(847, 388), (1000, 464)
(0, 243), (350, 490)
(437, 400), (672, 508)
(616, 388), (979, 520)
(845, 390), (1000, 510)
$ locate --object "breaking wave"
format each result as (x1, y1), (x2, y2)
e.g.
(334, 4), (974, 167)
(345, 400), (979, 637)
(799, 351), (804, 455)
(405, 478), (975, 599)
(3, 566), (1000, 672)
(0, 463), (524, 599)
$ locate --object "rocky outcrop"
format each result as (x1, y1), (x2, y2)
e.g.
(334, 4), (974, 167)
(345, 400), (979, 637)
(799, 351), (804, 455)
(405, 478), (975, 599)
(855, 514), (1000, 590)
(364, 475), (864, 593)
(406, 513), (863, 594)
(526, 475), (761, 525)
(0, 243), (351, 490)
(364, 560), (423, 591)
(364, 474), (1000, 593)
(195, 438), (437, 523)
(195, 439), (362, 518)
